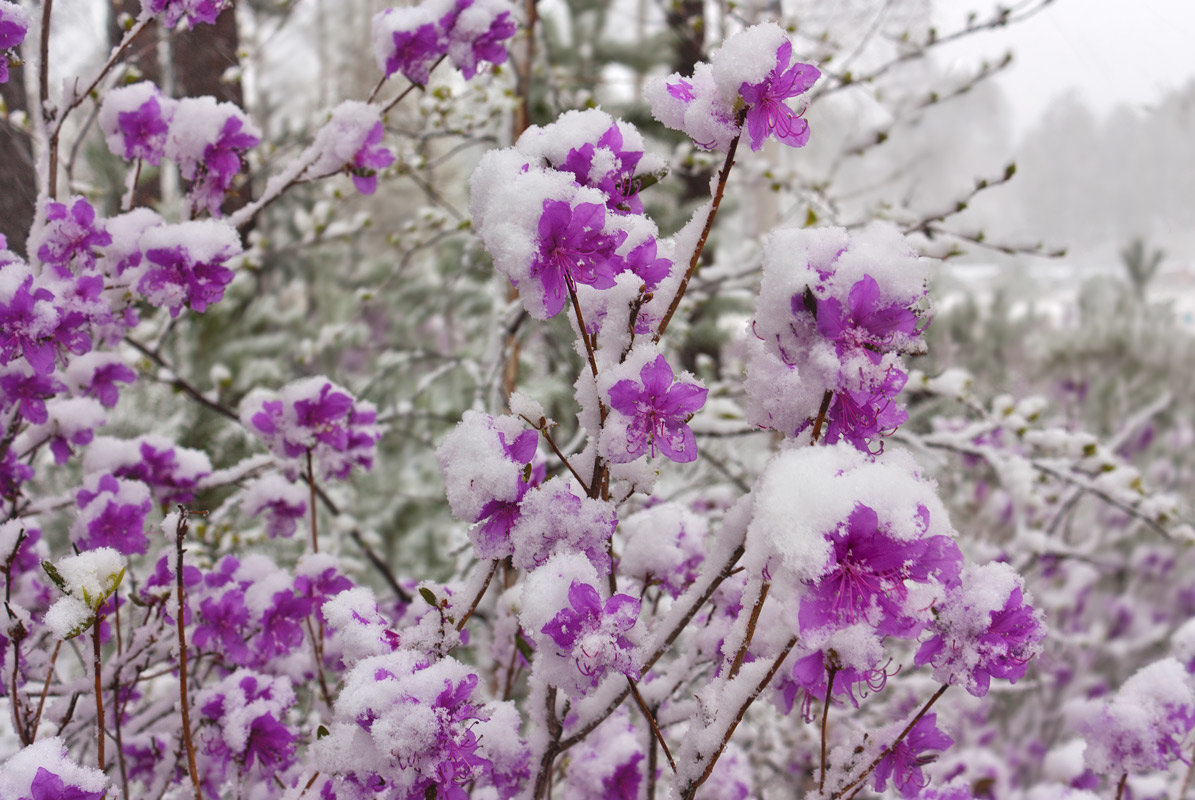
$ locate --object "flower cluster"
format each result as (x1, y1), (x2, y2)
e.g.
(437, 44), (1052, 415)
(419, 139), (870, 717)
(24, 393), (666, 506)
(647, 22), (819, 152)
(0, 1), (29, 85)
(196, 671), (298, 786)
(470, 108), (669, 322)
(437, 410), (544, 560)
(541, 580), (641, 692)
(746, 223), (929, 451)
(1075, 658), (1195, 775)
(242, 376), (382, 482)
(306, 101), (397, 195)
(604, 353), (707, 464)
(100, 86), (260, 216)
(71, 472), (152, 555)
(372, 0), (517, 85)
(915, 561), (1046, 697)
(316, 650), (524, 799)
(142, 0), (232, 30)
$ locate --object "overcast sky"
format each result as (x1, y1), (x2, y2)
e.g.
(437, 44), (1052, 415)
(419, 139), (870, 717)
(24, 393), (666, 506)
(933, 0), (1195, 134)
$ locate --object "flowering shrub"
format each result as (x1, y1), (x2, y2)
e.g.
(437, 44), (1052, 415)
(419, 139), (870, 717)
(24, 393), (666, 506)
(0, 3), (1190, 800)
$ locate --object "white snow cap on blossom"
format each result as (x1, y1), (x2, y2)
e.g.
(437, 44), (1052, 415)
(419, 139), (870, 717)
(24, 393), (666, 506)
(97, 81), (176, 163)
(1074, 657), (1195, 774)
(322, 586), (401, 665)
(518, 551), (601, 643)
(646, 22), (788, 152)
(195, 670), (295, 755)
(241, 472), (307, 520)
(49, 547), (126, 604)
(84, 434), (213, 484)
(619, 502), (707, 594)
(98, 207), (163, 281)
(0, 738), (107, 798)
(307, 100), (384, 177)
(515, 107), (664, 180)
(436, 409), (531, 522)
(164, 95), (260, 176)
(135, 219), (241, 269)
(745, 443), (954, 583)
(509, 476), (616, 572)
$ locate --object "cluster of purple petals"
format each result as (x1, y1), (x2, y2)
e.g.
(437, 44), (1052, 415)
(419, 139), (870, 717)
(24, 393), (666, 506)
(89, 434), (213, 504)
(914, 562), (1045, 697)
(738, 40), (820, 152)
(37, 199), (113, 276)
(542, 580), (640, 687)
(472, 428), (543, 559)
(872, 713), (954, 797)
(20, 767), (106, 800)
(804, 274), (924, 449)
(0, 2), (29, 85)
(350, 122), (396, 195)
(373, 0), (517, 85)
(607, 354), (707, 464)
(197, 671), (297, 783)
(648, 25), (818, 152)
(531, 199), (625, 318)
(72, 473), (152, 555)
(244, 377), (381, 482)
(799, 504), (961, 637)
(142, 0), (232, 29)
(557, 124), (648, 215)
(780, 649), (898, 721)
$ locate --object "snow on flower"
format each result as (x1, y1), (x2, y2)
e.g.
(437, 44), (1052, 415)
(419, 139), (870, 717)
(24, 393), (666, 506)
(306, 101), (396, 195)
(746, 222), (930, 450)
(143, 0), (232, 29)
(0, 2), (30, 85)
(164, 96), (261, 216)
(1074, 657), (1195, 775)
(647, 23), (818, 152)
(35, 197), (113, 275)
(872, 713), (954, 797)
(373, 0), (516, 85)
(241, 376), (381, 482)
(541, 580), (640, 692)
(915, 561), (1046, 697)
(98, 82), (176, 165)
(71, 472), (152, 555)
(241, 472), (308, 539)
(0, 738), (107, 800)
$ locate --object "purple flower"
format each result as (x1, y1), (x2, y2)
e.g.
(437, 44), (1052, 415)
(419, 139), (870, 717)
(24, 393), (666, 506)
(350, 121), (395, 195)
(0, 275), (60, 374)
(382, 20), (444, 84)
(784, 649), (896, 719)
(607, 355), (707, 463)
(191, 114), (260, 216)
(138, 239), (236, 317)
(620, 237), (671, 290)
(144, 0), (231, 29)
(243, 713), (296, 772)
(79, 360), (137, 408)
(820, 368), (910, 452)
(915, 563), (1045, 697)
(558, 125), (646, 213)
(21, 767), (105, 800)
(116, 95), (172, 164)
(0, 367), (64, 424)
(799, 504), (961, 638)
(739, 40), (819, 152)
(255, 589), (314, 662)
(0, 4), (29, 86)
(0, 449), (33, 500)
(872, 713), (953, 797)
(542, 580), (640, 688)
(602, 752), (644, 799)
(36, 198), (113, 274)
(194, 590), (252, 664)
(73, 474), (151, 555)
(447, 1), (517, 80)
(815, 274), (921, 356)
(666, 78), (695, 102)
(530, 199), (624, 318)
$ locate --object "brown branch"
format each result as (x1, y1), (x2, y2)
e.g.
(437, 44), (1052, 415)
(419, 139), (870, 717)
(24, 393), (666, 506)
(627, 677), (676, 774)
(681, 636), (798, 799)
(174, 511), (205, 800)
(456, 560), (499, 632)
(728, 581), (769, 680)
(820, 664), (838, 793)
(656, 114), (745, 339)
(92, 619), (105, 771)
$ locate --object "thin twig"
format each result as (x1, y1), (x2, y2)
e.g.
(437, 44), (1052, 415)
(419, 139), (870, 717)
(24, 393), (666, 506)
(349, 529), (412, 604)
(174, 511), (205, 800)
(811, 390), (834, 443)
(519, 415), (591, 493)
(306, 450), (319, 554)
(656, 114), (745, 339)
(456, 560), (499, 632)
(832, 684), (948, 799)
(30, 640), (61, 740)
(728, 581), (770, 680)
(92, 619), (105, 771)
(627, 677), (676, 773)
(820, 665), (838, 793)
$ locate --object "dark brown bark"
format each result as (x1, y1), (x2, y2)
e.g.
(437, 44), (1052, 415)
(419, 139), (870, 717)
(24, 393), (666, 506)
(0, 72), (36, 256)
